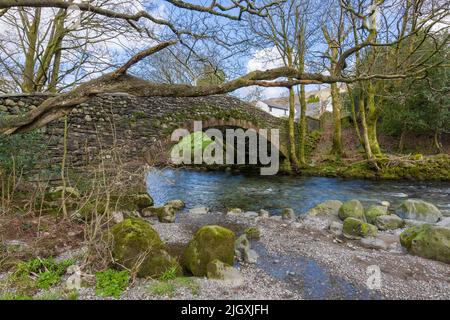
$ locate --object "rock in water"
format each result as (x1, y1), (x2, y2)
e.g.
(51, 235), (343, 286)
(183, 225), (236, 276)
(338, 200), (364, 221)
(400, 225), (450, 264)
(375, 215), (405, 230)
(365, 205), (388, 224)
(306, 200), (343, 217)
(281, 208), (295, 221)
(206, 259), (244, 286)
(111, 218), (181, 278)
(342, 218), (378, 239)
(395, 199), (442, 223)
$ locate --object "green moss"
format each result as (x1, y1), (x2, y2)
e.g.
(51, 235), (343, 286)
(343, 218), (378, 239)
(399, 224), (432, 250)
(111, 218), (180, 278)
(338, 200), (364, 221)
(365, 205), (388, 224)
(183, 225), (236, 277)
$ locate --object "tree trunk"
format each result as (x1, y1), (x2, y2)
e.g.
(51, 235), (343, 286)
(22, 8), (41, 92)
(366, 82), (382, 156)
(288, 86), (299, 168)
(359, 90), (373, 160)
(297, 84), (307, 166)
(398, 129), (406, 153)
(434, 130), (443, 154)
(347, 85), (363, 146)
(330, 82), (343, 156)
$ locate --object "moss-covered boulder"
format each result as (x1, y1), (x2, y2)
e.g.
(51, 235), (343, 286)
(375, 215), (404, 230)
(338, 200), (364, 221)
(307, 200), (343, 217)
(183, 225), (236, 276)
(342, 218), (378, 239)
(365, 205), (388, 224)
(131, 194), (154, 210)
(395, 199), (442, 223)
(111, 218), (181, 278)
(244, 227), (261, 240)
(400, 225), (450, 264)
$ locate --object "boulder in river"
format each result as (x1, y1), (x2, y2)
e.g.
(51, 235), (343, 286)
(183, 225), (236, 276)
(395, 199), (442, 223)
(400, 224), (450, 264)
(111, 218), (181, 278)
(375, 214), (405, 230)
(281, 208), (295, 221)
(189, 207), (210, 215)
(365, 205), (388, 224)
(306, 200), (343, 217)
(338, 200), (364, 221)
(342, 218), (378, 239)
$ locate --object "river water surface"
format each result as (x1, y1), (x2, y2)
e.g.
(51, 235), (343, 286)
(147, 169), (450, 215)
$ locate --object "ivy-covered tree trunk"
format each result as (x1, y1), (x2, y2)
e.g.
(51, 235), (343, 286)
(298, 84), (307, 166)
(358, 90), (373, 160)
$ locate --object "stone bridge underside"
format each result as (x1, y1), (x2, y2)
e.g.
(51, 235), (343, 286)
(0, 93), (290, 167)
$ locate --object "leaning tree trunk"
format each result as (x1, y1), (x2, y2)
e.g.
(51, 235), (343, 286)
(288, 86), (299, 168)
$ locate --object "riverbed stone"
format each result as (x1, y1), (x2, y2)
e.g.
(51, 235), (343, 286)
(132, 194), (154, 210)
(329, 221), (343, 236)
(259, 209), (270, 218)
(375, 214), (404, 230)
(343, 218), (378, 239)
(227, 208), (243, 215)
(306, 200), (343, 217)
(244, 227), (261, 240)
(189, 207), (210, 215)
(206, 259), (244, 285)
(111, 218), (181, 278)
(156, 206), (176, 223)
(183, 225), (236, 276)
(165, 199), (185, 210)
(365, 205), (388, 224)
(395, 199), (442, 223)
(360, 237), (389, 250)
(338, 200), (364, 221)
(281, 208), (295, 221)
(400, 224), (450, 264)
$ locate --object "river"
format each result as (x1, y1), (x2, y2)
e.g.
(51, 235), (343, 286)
(146, 168), (450, 215)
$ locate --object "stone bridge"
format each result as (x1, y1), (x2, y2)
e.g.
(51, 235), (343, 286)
(0, 93), (294, 169)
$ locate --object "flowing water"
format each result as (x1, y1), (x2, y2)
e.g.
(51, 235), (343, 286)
(146, 168), (450, 215)
(146, 168), (449, 299)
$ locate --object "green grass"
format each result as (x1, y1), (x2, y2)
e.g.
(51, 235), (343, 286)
(95, 269), (130, 298)
(147, 277), (200, 297)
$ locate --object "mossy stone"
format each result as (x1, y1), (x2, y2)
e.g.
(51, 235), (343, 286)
(183, 225), (236, 277)
(375, 214), (404, 230)
(399, 225), (431, 250)
(111, 218), (179, 278)
(342, 217), (378, 239)
(409, 226), (450, 264)
(307, 200), (343, 217)
(395, 199), (442, 223)
(365, 205), (388, 224)
(338, 200), (364, 221)
(244, 227), (261, 240)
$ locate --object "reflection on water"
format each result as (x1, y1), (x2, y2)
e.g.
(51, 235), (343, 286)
(146, 168), (450, 215)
